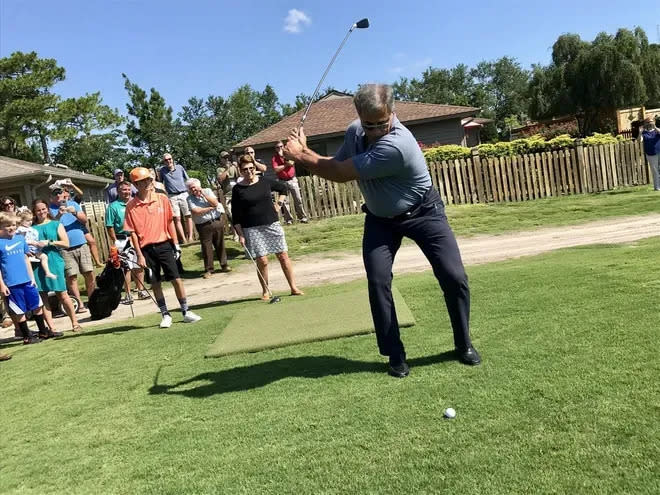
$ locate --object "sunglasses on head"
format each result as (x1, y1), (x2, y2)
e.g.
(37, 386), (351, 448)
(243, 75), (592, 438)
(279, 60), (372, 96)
(51, 188), (64, 195)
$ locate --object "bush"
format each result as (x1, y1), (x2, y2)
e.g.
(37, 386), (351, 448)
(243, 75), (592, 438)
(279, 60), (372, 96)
(422, 132), (622, 162)
(423, 145), (471, 162)
(582, 132), (620, 146)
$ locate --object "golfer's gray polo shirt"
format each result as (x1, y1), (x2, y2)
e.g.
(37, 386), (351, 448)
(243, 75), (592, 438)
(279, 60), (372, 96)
(334, 116), (432, 218)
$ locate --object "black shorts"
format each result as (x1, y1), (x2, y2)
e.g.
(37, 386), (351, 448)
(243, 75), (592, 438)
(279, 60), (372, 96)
(142, 241), (180, 283)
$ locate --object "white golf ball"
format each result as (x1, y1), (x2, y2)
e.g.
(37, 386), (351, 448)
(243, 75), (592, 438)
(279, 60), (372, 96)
(443, 407), (456, 419)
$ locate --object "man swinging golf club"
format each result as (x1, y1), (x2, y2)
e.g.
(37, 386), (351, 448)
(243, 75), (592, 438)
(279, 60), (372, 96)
(124, 167), (201, 328)
(284, 83), (481, 378)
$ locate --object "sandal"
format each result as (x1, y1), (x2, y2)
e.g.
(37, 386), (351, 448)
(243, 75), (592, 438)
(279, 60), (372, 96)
(39, 329), (64, 340)
(71, 325), (83, 333)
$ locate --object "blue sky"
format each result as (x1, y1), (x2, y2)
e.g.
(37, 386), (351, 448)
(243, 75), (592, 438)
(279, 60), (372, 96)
(1, 0), (658, 116)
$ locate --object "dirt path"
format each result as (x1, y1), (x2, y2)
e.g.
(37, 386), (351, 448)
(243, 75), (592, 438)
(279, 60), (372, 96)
(14, 213), (660, 332)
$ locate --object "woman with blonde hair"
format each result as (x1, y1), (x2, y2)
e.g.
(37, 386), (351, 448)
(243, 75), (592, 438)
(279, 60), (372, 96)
(231, 153), (303, 300)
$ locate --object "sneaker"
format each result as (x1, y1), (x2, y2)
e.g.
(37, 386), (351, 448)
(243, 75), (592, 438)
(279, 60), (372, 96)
(220, 265), (232, 273)
(120, 295), (134, 305)
(300, 218), (309, 224)
(137, 291), (150, 300)
(202, 271), (212, 279)
(285, 220), (293, 225)
(159, 314), (173, 328)
(183, 311), (202, 323)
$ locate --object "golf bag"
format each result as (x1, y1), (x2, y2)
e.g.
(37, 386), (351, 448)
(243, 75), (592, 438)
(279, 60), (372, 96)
(88, 257), (125, 320)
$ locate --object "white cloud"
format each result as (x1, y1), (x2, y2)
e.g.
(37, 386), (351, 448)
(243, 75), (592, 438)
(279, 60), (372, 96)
(284, 9), (311, 34)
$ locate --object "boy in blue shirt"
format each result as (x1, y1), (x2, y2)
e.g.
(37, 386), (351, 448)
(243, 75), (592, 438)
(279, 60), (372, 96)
(0, 213), (62, 344)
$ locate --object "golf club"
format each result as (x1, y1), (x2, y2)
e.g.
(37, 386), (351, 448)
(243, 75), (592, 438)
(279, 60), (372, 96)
(298, 18), (369, 129)
(244, 248), (281, 304)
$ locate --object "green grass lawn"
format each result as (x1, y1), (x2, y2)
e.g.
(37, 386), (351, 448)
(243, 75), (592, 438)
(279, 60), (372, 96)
(2, 236), (659, 494)
(180, 185), (660, 273)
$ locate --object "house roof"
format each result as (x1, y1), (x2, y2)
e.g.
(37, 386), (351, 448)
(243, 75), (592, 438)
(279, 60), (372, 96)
(236, 96), (479, 149)
(0, 156), (112, 185)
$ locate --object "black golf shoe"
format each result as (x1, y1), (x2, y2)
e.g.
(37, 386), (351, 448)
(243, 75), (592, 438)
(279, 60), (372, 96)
(388, 357), (410, 378)
(457, 346), (481, 366)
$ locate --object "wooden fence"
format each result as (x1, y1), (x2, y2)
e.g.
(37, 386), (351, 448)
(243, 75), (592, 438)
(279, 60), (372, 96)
(83, 139), (649, 261)
(293, 139), (649, 218)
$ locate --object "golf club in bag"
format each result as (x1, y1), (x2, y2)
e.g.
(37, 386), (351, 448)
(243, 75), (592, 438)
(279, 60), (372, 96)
(244, 248), (281, 304)
(298, 18), (369, 130)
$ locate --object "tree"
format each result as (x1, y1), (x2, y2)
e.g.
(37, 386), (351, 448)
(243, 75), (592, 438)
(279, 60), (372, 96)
(472, 57), (530, 135)
(53, 131), (132, 177)
(50, 91), (127, 173)
(173, 84), (292, 177)
(0, 51), (65, 162)
(122, 73), (175, 168)
(528, 27), (658, 136)
(391, 59), (529, 140)
(392, 64), (475, 105)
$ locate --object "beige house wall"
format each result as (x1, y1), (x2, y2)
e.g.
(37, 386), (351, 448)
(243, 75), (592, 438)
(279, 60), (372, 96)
(617, 107), (660, 131)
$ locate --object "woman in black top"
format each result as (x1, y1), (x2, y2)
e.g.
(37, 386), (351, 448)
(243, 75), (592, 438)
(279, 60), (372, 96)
(232, 154), (303, 300)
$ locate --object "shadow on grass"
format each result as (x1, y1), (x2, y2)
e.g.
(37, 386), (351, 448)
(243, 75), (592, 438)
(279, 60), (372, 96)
(149, 351), (457, 397)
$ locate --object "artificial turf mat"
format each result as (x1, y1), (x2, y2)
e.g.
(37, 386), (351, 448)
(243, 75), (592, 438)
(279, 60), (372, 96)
(206, 285), (415, 357)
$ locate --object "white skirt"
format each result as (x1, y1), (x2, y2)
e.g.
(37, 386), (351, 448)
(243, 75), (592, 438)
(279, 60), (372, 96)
(244, 222), (288, 258)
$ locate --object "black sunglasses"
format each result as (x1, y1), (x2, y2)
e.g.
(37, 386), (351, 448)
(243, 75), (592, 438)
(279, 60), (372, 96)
(3, 201), (14, 207)
(362, 119), (390, 131)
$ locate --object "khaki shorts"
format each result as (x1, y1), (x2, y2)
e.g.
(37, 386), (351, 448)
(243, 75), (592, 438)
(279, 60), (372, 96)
(168, 192), (190, 217)
(61, 244), (94, 277)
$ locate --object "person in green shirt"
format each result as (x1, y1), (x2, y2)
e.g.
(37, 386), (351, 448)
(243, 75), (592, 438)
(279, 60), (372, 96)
(105, 181), (148, 303)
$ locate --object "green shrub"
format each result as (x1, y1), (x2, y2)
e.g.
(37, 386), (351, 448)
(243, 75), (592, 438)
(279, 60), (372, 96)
(423, 145), (471, 162)
(582, 132), (619, 146)
(422, 132), (622, 163)
(547, 134), (575, 148)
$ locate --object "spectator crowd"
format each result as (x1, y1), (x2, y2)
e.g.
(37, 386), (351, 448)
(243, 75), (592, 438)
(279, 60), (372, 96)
(1, 144), (308, 362)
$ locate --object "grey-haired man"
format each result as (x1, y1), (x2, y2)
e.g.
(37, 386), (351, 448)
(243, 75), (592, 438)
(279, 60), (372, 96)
(284, 83), (480, 378)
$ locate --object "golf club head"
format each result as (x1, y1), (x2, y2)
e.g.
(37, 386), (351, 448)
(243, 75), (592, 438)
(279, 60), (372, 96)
(269, 296), (282, 304)
(355, 18), (369, 29)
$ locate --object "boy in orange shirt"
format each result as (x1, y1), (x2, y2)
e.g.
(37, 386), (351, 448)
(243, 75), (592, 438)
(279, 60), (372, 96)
(124, 167), (201, 328)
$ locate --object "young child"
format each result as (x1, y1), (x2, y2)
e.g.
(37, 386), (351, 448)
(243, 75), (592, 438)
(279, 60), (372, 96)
(16, 210), (57, 280)
(0, 212), (62, 344)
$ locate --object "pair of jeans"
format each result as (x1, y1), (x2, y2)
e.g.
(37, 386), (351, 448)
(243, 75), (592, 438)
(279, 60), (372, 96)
(362, 188), (471, 360)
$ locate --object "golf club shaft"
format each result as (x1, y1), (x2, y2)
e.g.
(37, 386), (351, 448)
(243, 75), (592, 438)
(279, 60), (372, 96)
(244, 248), (274, 298)
(299, 24), (357, 129)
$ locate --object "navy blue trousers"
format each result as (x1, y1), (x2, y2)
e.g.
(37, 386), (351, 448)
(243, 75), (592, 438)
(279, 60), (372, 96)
(362, 188), (471, 361)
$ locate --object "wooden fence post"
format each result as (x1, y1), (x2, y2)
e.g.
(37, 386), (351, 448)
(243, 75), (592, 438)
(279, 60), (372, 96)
(471, 148), (485, 203)
(574, 139), (587, 193)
